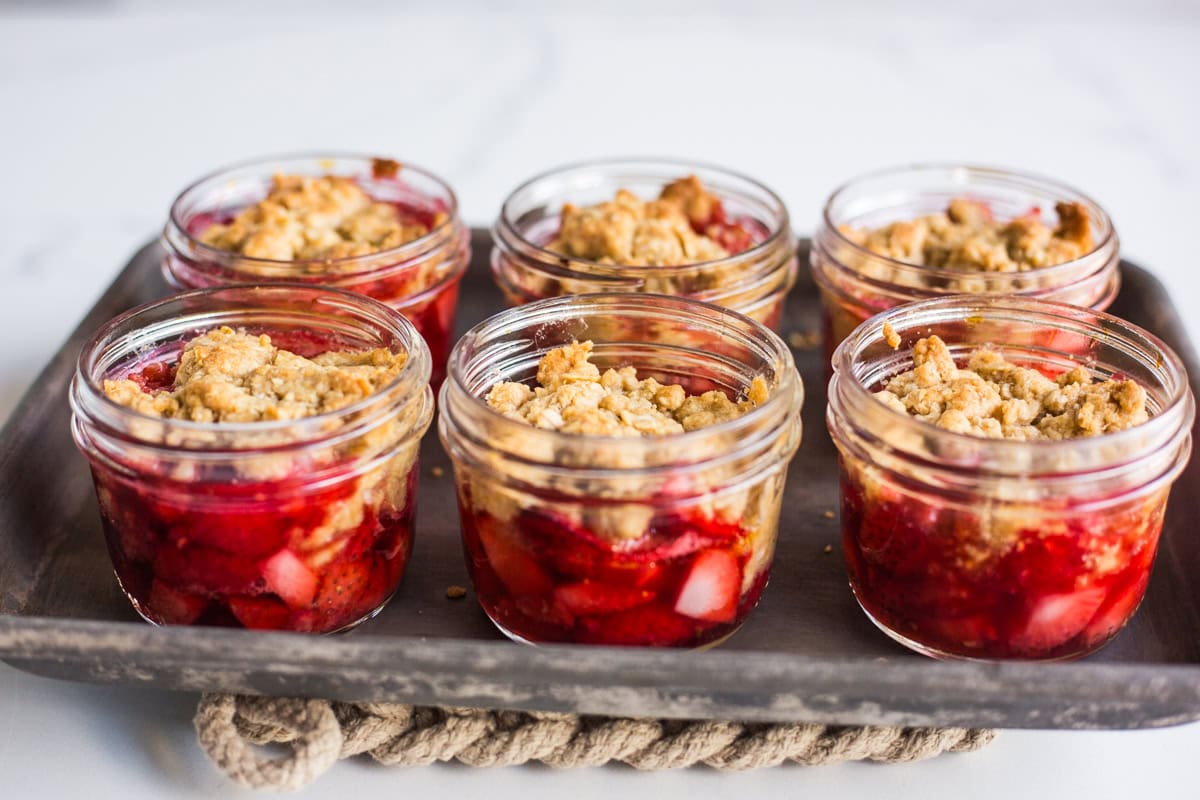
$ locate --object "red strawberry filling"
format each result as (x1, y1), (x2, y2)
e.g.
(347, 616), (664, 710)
(840, 464), (1166, 660)
(92, 381), (420, 633)
(461, 501), (766, 648)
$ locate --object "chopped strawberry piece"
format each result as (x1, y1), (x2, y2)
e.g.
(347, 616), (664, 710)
(577, 604), (701, 647)
(146, 579), (208, 625)
(263, 549), (318, 608)
(674, 549), (741, 623)
(476, 516), (553, 597)
(554, 580), (655, 616)
(514, 594), (575, 629)
(1011, 587), (1106, 653)
(314, 557), (373, 614)
(228, 596), (292, 630)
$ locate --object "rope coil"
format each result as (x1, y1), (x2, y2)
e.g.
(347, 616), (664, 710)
(194, 693), (996, 790)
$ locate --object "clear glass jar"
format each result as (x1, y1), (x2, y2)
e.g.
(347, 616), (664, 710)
(162, 153), (469, 388)
(70, 285), (434, 633)
(812, 164), (1121, 359)
(439, 294), (804, 647)
(491, 159), (798, 330)
(827, 296), (1193, 661)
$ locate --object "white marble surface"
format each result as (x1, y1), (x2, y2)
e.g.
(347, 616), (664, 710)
(1, 1), (1198, 796)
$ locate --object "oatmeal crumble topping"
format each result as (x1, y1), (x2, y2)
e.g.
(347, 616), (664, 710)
(485, 341), (769, 436)
(841, 198), (1093, 272)
(874, 335), (1148, 440)
(200, 174), (443, 260)
(547, 176), (731, 266)
(103, 326), (406, 423)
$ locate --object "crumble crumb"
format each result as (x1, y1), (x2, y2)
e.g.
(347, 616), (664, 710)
(484, 341), (769, 436)
(882, 322), (901, 350)
(823, 544), (833, 554)
(874, 335), (1148, 440)
(547, 175), (730, 266)
(200, 173), (442, 260)
(445, 585), (467, 600)
(841, 198), (1093, 272)
(103, 326), (406, 423)
(431, 466), (445, 478)
(822, 509), (835, 519)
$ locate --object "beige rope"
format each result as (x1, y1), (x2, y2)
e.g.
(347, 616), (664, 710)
(194, 693), (996, 790)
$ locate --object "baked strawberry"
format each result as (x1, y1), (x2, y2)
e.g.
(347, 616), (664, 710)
(1010, 587), (1106, 654)
(169, 515), (287, 558)
(673, 549), (741, 623)
(476, 515), (554, 597)
(554, 580), (655, 616)
(262, 549), (318, 608)
(313, 557), (374, 614)
(146, 579), (208, 625)
(228, 596), (292, 630)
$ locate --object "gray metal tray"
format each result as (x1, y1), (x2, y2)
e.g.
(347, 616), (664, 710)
(2, 232), (1198, 730)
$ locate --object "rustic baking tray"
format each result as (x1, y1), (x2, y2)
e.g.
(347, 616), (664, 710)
(2, 232), (1198, 730)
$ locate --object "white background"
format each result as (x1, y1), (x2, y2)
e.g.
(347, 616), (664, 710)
(1, 1), (1197, 797)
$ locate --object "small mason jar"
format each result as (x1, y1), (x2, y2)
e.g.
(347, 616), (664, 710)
(812, 164), (1121, 359)
(491, 158), (798, 330)
(439, 294), (804, 647)
(162, 153), (469, 388)
(70, 285), (434, 633)
(827, 296), (1194, 661)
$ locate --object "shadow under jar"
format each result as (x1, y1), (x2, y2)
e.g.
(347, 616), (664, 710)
(162, 154), (469, 388)
(827, 296), (1194, 661)
(490, 159), (798, 330)
(812, 164), (1121, 361)
(70, 285), (434, 633)
(439, 294), (804, 647)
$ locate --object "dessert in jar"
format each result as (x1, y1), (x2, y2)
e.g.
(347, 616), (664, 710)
(491, 159), (797, 330)
(70, 286), (435, 633)
(811, 164), (1121, 358)
(827, 296), (1194, 660)
(161, 154), (469, 388)
(439, 294), (804, 647)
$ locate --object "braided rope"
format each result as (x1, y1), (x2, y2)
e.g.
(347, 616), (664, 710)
(194, 693), (996, 790)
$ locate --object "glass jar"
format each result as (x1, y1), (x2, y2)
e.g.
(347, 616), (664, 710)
(70, 285), (435, 633)
(812, 164), (1121, 359)
(162, 153), (469, 388)
(439, 294), (804, 647)
(491, 159), (798, 330)
(827, 296), (1194, 661)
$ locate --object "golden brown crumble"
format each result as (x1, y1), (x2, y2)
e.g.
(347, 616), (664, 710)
(841, 198), (1093, 272)
(882, 322), (901, 350)
(485, 341), (769, 436)
(103, 326), (406, 423)
(547, 176), (729, 266)
(874, 335), (1148, 440)
(200, 174), (442, 260)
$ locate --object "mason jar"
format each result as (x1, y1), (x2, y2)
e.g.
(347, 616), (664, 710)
(491, 158), (797, 330)
(827, 296), (1193, 660)
(439, 294), (804, 647)
(70, 285), (434, 633)
(812, 164), (1121, 359)
(161, 153), (469, 387)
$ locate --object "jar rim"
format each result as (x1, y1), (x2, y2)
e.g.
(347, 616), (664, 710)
(166, 151), (461, 274)
(831, 294), (1194, 458)
(72, 284), (433, 446)
(821, 162), (1117, 284)
(496, 156), (793, 276)
(442, 292), (803, 469)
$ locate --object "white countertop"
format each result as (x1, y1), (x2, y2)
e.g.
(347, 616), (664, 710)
(1, 1), (1198, 797)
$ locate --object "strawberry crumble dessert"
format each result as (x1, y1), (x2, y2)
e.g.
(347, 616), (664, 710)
(88, 324), (428, 633)
(836, 327), (1174, 660)
(456, 341), (784, 647)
